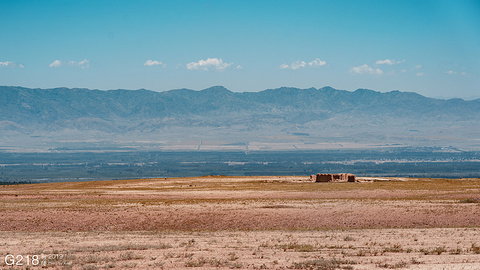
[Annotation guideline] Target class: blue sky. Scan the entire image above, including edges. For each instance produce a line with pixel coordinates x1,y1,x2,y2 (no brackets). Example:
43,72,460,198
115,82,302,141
1,0,479,98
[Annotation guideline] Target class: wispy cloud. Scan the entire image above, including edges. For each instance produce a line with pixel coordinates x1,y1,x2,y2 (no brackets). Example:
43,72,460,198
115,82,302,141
351,64,383,75
280,58,326,70
441,62,468,77
446,70,468,76
376,59,405,65
49,60,62,68
416,72,424,77
308,58,327,67
0,61,24,68
49,59,89,68
72,59,89,68
186,58,232,71
290,61,306,70
376,59,394,65
144,60,165,67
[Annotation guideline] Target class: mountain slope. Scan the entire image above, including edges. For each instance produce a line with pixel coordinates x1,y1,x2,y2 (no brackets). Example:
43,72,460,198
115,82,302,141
1,85,480,150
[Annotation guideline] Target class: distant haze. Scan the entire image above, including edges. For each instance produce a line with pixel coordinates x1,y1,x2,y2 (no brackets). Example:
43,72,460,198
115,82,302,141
1,85,480,152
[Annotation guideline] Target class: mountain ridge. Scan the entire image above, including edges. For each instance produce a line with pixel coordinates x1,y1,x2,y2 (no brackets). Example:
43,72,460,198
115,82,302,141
1,85,480,151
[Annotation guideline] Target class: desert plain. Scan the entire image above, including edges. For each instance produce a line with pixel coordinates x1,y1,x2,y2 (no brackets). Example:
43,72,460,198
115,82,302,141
1,176,480,269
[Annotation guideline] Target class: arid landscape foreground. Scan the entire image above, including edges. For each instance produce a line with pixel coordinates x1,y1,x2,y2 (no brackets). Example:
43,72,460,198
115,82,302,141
1,176,480,269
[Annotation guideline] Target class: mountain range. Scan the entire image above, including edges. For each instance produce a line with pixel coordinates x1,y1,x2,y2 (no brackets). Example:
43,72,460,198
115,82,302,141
1,85,480,151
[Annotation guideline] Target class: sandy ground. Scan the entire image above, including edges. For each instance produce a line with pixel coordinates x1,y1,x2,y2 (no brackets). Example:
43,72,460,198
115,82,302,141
1,176,480,269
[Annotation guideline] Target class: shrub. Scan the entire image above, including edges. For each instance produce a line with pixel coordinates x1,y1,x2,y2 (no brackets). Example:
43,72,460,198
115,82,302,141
291,258,356,269
377,261,408,269
459,198,479,203
383,244,403,253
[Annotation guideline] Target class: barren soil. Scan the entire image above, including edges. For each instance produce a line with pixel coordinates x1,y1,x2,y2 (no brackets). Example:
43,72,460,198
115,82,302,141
1,176,480,269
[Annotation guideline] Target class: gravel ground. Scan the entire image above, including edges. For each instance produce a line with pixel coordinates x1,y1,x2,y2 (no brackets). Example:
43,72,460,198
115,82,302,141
1,176,480,269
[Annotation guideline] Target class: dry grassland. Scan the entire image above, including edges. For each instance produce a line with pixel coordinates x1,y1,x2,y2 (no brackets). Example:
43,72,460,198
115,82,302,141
1,176,480,269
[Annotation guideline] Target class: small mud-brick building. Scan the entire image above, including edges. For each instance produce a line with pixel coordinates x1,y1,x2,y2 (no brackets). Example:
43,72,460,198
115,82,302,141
310,173,356,182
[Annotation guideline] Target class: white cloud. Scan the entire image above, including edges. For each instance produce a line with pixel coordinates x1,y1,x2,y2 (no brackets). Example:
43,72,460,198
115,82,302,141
415,64,422,69
75,59,89,69
308,58,327,67
0,61,14,67
186,58,232,71
144,60,165,67
376,59,394,65
351,64,383,75
235,65,244,70
50,59,89,68
49,60,62,68
0,61,24,68
280,58,326,70
416,72,424,77
376,59,405,65
290,61,306,70
446,70,468,76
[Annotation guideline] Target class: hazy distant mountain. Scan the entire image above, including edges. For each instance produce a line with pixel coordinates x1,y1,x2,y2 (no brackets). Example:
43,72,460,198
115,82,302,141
1,85,480,151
